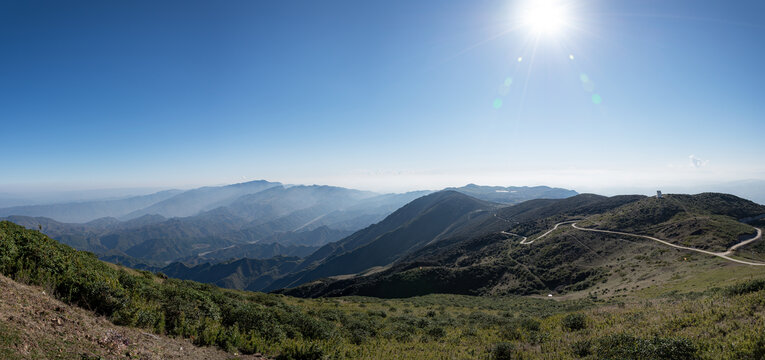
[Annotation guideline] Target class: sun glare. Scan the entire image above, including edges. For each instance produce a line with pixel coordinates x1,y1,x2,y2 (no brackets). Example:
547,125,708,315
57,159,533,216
521,0,570,36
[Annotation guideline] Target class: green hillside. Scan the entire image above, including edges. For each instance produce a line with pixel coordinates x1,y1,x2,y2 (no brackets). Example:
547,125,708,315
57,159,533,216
279,193,764,299
0,220,353,356
582,193,765,251
3,217,765,359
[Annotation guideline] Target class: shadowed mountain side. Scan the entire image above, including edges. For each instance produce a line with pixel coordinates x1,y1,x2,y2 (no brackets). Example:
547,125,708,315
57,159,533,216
265,191,501,291
161,256,302,291
275,229,625,298
177,242,320,266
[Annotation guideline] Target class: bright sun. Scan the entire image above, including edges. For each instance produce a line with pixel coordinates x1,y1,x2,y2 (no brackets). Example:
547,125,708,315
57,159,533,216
522,0,570,36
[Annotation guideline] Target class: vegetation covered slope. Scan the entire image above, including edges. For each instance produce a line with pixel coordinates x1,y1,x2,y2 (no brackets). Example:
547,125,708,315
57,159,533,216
161,256,303,291
3,219,765,359
582,193,765,251
0,220,372,357
278,193,764,299
0,273,265,360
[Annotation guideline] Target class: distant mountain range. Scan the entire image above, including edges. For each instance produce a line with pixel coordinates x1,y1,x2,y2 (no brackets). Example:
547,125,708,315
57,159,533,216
0,181,578,223
0,190,183,223
1,181,577,264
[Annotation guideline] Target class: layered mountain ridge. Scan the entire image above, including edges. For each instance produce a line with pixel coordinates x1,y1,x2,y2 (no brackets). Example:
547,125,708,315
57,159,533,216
1,182,577,267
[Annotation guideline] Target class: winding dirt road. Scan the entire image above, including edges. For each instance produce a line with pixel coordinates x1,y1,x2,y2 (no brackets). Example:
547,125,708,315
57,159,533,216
498,214,765,265
571,223,765,266
496,214,580,245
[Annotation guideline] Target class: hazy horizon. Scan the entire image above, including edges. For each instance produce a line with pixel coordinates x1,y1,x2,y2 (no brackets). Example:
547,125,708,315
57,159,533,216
2,177,765,208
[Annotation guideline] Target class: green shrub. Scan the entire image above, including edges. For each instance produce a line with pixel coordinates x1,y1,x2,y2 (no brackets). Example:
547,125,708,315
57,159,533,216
461,327,478,338
725,279,765,296
227,303,285,342
500,323,521,340
562,313,587,331
571,339,592,357
287,313,335,340
317,308,347,323
236,330,263,355
367,309,387,318
216,324,244,352
194,318,223,347
518,317,540,332
425,325,446,339
595,333,697,359
467,311,506,328
732,332,765,360
384,322,416,342
344,316,380,345
276,342,325,360
491,342,516,360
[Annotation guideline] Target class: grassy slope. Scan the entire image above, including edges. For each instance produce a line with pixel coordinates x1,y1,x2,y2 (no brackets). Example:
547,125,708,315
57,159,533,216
289,284,765,359
582,194,764,252
2,220,765,359
280,221,762,300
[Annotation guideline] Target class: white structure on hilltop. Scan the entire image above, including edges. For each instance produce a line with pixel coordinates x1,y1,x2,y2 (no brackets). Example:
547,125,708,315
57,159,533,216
657,190,663,199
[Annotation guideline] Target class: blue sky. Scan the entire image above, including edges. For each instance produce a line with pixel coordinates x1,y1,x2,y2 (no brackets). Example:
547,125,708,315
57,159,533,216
1,0,764,194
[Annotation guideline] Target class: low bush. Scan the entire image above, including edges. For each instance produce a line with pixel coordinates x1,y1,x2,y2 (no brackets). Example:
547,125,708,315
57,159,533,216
499,324,522,341
595,333,697,359
425,325,446,339
571,339,592,357
724,279,765,296
384,322,416,342
276,342,325,360
344,316,380,345
518,317,540,332
562,313,587,331
491,342,516,360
